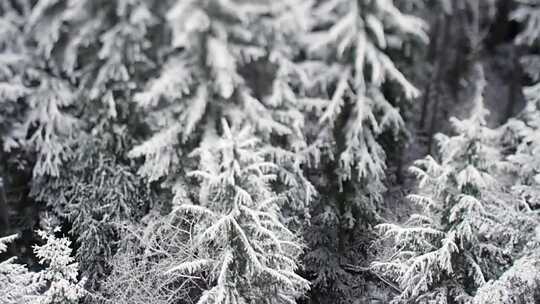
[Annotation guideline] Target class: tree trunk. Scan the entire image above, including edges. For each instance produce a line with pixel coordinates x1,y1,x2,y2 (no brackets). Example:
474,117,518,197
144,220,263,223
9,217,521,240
0,177,9,237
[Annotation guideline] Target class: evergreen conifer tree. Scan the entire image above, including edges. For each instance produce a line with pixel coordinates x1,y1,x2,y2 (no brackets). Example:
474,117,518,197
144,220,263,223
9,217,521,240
297,1,427,302
31,228,86,304
508,0,540,210
8,0,161,290
0,229,86,304
0,234,39,304
374,69,538,303
128,2,314,301
167,119,309,304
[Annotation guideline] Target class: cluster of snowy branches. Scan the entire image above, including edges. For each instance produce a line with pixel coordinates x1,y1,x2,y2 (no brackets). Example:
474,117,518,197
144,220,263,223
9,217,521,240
373,67,540,303
1,229,86,304
0,1,540,304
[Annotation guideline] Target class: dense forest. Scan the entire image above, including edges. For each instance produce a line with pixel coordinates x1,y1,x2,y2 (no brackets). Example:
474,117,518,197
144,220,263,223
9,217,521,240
1,0,540,303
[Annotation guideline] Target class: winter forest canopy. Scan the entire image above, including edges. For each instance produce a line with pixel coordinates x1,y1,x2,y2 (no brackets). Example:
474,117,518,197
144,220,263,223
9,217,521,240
1,0,540,303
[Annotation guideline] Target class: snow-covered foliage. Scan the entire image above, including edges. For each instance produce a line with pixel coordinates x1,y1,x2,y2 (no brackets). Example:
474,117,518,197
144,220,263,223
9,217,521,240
513,1,540,47
300,0,427,186
9,1,540,304
130,0,308,182
32,135,153,288
0,234,40,304
0,0,160,291
503,108,540,211
513,0,540,115
0,0,79,178
101,120,311,304
124,2,314,302
373,70,538,303
1,0,164,178
97,211,197,304
172,120,309,304
23,0,159,100
473,255,540,304
31,228,86,304
298,1,427,302
0,230,86,304
508,0,540,211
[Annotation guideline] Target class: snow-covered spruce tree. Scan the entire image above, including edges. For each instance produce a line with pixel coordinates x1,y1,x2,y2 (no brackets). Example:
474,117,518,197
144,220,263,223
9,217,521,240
296,1,427,302
129,0,312,197
16,0,163,178
127,2,314,302
31,228,86,304
32,135,154,289
0,0,80,178
373,71,538,303
167,120,308,304
0,1,33,239
23,0,161,103
508,0,540,210
10,0,164,289
461,7,540,302
302,0,427,185
502,101,540,211
1,229,86,304
0,234,40,304
0,1,30,143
